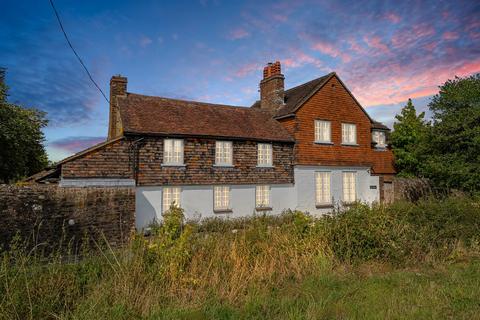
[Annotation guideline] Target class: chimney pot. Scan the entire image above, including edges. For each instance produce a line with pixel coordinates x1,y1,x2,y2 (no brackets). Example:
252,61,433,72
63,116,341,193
259,61,284,114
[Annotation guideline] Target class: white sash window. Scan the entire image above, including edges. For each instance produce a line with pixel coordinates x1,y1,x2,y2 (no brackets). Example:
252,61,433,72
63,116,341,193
214,186,230,210
342,172,356,203
255,185,271,208
315,120,331,143
342,123,357,144
163,187,181,212
257,143,273,166
164,139,184,164
215,141,233,166
315,172,331,205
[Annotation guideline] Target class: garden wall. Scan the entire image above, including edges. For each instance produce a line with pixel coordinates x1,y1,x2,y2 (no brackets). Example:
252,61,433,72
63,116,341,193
0,185,135,253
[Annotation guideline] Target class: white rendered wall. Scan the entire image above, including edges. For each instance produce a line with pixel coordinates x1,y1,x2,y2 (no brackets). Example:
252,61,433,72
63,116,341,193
135,184,296,229
293,166,380,216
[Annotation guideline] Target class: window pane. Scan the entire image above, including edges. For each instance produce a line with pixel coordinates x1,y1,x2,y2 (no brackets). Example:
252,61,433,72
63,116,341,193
258,143,273,166
342,172,356,203
163,187,181,212
315,120,331,142
214,186,230,210
342,124,356,144
216,141,232,165
164,139,183,164
256,185,270,207
315,172,331,204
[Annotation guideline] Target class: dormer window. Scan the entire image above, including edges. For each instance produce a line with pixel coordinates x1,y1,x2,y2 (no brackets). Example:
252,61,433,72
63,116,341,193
372,131,386,148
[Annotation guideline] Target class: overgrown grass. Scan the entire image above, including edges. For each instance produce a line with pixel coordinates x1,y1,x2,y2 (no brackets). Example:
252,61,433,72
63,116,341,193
1,196,479,319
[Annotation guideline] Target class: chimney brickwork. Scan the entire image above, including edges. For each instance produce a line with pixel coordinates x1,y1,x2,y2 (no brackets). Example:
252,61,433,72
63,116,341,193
260,61,285,114
108,75,127,140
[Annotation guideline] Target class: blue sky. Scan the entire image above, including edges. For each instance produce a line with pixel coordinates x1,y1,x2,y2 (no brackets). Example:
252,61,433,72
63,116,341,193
1,0,479,161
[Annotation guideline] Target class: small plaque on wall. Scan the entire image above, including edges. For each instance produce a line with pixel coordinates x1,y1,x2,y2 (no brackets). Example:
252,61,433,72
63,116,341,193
370,185,377,189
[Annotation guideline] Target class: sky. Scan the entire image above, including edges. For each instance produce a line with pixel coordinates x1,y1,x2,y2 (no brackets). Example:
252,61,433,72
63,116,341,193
1,0,479,162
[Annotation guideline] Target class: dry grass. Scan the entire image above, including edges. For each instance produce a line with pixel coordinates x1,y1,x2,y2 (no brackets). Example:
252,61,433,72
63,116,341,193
1,197,479,319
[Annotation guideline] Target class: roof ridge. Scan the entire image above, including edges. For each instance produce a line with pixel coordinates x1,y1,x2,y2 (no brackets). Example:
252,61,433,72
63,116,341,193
125,92,251,110
284,72,334,93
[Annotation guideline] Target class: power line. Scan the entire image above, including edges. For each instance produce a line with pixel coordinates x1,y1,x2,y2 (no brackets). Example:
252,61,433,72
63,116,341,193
48,0,109,103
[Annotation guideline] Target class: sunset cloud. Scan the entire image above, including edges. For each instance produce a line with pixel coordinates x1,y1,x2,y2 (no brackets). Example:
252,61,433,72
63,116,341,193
227,28,250,40
49,136,106,154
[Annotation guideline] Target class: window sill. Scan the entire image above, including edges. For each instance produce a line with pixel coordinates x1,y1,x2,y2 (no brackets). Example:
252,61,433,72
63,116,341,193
214,209,233,214
213,164,235,168
256,165,274,169
314,141,334,145
341,143,359,147
316,204,334,209
161,164,186,167
373,146,387,151
342,202,357,207
255,206,272,211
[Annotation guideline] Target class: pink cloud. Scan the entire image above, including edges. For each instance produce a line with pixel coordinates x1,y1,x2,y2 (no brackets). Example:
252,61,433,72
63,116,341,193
227,28,250,40
363,36,390,54
311,41,351,62
385,13,401,24
283,48,323,69
442,31,459,40
234,63,260,77
50,137,106,154
348,59,480,106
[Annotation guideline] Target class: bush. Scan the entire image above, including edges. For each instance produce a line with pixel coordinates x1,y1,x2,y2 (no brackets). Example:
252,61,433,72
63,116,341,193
1,196,479,318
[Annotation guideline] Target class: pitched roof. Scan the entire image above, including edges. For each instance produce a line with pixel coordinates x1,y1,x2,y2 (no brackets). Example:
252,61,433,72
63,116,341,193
251,72,389,130
251,73,333,118
117,93,294,142
372,121,390,130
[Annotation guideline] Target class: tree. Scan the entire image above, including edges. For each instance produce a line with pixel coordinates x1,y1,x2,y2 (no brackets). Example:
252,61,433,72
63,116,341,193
0,68,49,183
390,99,427,177
421,74,480,192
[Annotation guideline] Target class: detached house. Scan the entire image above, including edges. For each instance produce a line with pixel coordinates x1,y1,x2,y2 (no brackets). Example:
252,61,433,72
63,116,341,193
30,61,395,229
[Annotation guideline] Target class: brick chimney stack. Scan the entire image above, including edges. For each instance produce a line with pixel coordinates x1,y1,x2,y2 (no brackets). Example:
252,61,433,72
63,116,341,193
108,75,127,140
260,61,285,114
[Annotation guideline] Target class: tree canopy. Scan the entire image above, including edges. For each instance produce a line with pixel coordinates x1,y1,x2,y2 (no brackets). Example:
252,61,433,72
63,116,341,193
421,74,480,192
0,68,49,183
390,99,427,177
391,74,480,192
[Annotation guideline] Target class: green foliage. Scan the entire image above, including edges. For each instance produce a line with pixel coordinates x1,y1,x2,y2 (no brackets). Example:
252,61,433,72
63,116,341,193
0,68,49,183
1,198,480,318
390,98,427,177
420,74,480,192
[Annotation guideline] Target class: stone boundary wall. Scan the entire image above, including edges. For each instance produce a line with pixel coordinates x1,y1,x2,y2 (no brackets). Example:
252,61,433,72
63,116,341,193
0,185,135,253
393,177,433,202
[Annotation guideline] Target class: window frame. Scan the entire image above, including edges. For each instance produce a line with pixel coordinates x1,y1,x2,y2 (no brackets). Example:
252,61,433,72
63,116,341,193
314,120,332,144
162,186,181,213
341,123,357,145
255,185,271,209
163,138,184,165
215,141,233,166
342,171,357,203
315,171,332,207
214,185,231,212
257,143,273,167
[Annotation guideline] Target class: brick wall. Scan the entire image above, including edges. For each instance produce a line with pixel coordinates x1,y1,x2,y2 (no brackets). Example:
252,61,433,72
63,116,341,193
278,76,395,174
62,136,295,186
0,185,135,253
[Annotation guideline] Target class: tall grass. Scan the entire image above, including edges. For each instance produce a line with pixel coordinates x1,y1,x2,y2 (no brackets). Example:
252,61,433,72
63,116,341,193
0,196,479,319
